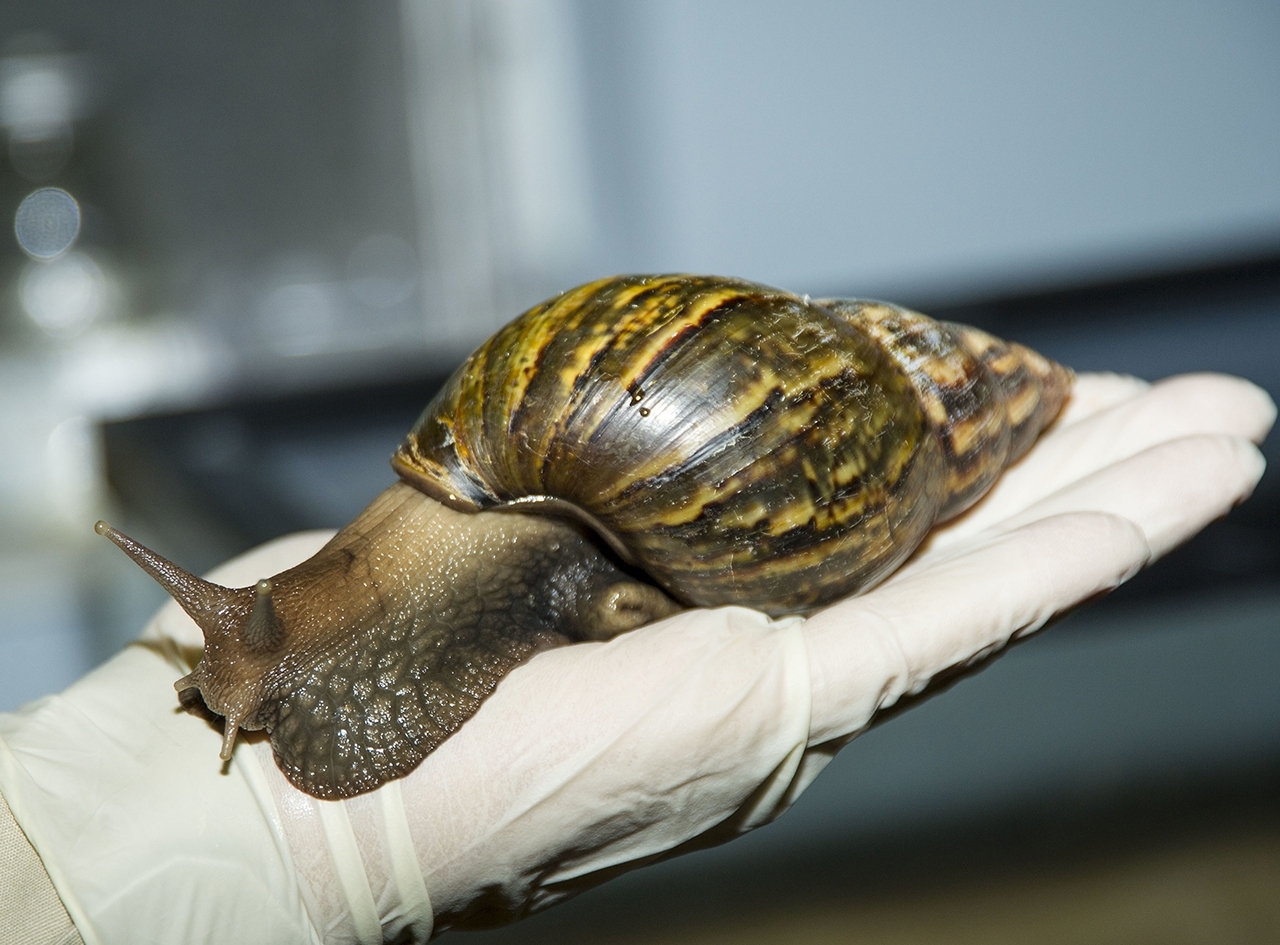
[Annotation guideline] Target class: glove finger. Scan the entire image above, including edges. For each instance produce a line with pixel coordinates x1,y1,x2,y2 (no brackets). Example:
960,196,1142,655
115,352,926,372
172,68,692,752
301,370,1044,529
983,434,1265,560
925,373,1276,553
899,433,1265,579
804,511,1150,745
1054,372,1150,428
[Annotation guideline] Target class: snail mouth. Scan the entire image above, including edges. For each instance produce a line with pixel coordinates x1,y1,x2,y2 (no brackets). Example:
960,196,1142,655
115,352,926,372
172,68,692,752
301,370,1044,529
174,668,251,759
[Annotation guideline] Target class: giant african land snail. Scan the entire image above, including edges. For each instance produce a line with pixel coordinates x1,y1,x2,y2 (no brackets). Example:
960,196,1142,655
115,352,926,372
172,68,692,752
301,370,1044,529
98,274,1071,799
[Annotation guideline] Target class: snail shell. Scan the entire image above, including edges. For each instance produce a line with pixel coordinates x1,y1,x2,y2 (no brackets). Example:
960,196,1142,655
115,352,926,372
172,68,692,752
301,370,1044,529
99,274,1070,799
394,274,1071,614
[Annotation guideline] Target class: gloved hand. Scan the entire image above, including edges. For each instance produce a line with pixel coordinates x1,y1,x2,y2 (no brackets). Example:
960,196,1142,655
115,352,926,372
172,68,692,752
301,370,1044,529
0,373,1272,945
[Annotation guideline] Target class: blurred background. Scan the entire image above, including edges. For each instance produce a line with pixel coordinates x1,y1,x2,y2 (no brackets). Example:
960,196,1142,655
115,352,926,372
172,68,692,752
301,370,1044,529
0,1,1278,942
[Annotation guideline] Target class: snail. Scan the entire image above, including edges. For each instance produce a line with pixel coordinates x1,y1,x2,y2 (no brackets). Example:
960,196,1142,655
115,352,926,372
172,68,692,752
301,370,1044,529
97,274,1072,799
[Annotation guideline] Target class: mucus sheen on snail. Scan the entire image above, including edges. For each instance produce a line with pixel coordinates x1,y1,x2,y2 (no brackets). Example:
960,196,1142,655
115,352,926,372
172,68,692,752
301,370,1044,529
98,274,1072,799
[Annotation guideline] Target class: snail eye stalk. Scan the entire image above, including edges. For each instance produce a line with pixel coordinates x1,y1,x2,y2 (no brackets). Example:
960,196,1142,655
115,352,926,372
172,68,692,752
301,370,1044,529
94,520,250,645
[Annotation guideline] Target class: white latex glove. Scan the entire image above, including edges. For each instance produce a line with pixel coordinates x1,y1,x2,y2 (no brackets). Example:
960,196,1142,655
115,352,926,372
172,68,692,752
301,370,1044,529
0,373,1272,945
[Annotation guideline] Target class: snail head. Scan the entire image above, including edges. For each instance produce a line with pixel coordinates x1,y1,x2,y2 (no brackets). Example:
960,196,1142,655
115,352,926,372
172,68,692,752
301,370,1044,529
95,520,284,760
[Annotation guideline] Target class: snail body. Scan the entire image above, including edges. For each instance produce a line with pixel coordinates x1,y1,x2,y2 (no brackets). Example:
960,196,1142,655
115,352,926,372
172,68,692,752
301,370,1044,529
100,274,1071,799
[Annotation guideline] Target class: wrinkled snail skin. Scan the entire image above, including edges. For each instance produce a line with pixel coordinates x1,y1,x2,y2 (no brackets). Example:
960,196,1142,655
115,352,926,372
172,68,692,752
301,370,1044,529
99,273,1070,799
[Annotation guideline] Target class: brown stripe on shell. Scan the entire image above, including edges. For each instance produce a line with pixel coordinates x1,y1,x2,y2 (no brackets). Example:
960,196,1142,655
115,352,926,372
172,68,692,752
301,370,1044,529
818,300,1014,519
537,281,798,506
946,324,1073,463
601,351,942,611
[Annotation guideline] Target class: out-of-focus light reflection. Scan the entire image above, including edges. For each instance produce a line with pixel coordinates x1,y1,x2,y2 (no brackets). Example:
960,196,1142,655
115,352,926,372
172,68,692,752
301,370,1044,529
0,53,81,133
346,234,418,309
53,324,231,417
15,187,81,259
19,251,106,337
0,50,88,180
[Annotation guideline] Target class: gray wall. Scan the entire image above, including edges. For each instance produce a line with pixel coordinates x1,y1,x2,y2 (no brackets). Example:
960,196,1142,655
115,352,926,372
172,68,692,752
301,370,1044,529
577,1,1280,299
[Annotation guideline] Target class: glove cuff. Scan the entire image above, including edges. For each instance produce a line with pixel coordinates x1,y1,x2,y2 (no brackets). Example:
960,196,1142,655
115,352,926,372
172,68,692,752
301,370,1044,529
0,643,317,945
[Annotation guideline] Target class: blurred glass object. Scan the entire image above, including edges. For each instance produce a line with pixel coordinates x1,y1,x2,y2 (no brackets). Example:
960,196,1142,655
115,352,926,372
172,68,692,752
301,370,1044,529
14,185,80,258
400,0,595,341
0,550,95,712
52,324,230,418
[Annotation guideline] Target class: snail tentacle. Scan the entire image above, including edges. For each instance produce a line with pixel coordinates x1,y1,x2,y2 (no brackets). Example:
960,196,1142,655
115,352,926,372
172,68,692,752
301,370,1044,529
95,520,253,641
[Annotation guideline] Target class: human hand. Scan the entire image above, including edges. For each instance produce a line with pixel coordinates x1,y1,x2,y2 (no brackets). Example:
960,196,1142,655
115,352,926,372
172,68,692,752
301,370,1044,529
0,372,1271,945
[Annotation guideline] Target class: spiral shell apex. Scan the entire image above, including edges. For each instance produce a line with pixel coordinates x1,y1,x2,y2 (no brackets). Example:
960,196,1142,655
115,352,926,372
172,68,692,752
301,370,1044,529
393,274,1071,615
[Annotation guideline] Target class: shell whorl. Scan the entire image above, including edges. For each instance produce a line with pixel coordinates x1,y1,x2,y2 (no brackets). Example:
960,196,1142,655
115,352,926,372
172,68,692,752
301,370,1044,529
820,301,1073,519
394,274,1070,615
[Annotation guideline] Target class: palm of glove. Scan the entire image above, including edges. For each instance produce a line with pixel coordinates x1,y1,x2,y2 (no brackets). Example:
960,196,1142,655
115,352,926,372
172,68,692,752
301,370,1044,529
148,371,1274,936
